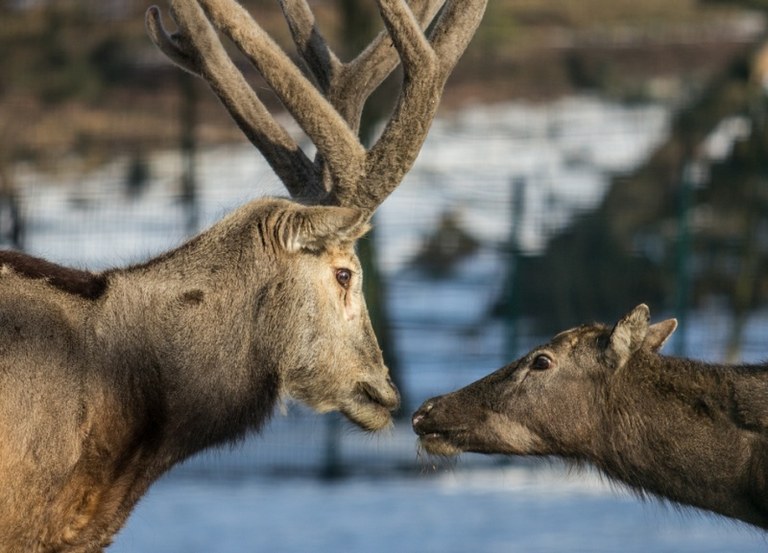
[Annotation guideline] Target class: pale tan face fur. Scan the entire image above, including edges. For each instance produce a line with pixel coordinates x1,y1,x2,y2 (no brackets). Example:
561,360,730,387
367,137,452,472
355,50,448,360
282,243,398,430
251,200,400,431
0,198,401,552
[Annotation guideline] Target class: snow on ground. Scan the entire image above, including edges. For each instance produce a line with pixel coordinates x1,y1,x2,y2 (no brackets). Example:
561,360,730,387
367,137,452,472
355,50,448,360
112,465,768,553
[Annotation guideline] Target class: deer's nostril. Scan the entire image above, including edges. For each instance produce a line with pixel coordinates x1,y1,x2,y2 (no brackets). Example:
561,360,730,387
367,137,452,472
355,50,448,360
411,400,435,429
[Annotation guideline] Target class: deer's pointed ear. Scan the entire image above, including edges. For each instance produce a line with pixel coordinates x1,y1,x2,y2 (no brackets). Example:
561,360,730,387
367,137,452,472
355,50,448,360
607,304,650,369
278,206,369,253
644,318,677,352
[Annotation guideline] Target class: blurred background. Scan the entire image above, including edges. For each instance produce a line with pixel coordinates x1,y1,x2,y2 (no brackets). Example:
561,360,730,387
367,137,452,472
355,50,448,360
3,0,768,551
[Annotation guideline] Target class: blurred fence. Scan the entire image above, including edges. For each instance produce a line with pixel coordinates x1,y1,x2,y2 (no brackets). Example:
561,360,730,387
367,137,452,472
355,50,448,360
6,94,768,478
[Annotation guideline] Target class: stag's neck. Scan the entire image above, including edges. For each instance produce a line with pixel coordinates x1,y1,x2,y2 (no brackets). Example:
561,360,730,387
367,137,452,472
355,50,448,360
594,353,768,527
90,217,281,463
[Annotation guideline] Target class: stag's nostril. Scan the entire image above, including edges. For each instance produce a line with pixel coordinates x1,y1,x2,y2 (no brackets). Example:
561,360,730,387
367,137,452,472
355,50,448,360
358,381,399,411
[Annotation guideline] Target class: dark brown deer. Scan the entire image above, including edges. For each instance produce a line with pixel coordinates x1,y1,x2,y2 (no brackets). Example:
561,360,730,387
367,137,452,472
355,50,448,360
413,304,768,529
0,1,487,551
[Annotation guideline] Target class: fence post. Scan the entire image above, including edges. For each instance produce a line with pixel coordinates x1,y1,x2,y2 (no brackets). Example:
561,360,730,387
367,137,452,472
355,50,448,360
503,176,526,360
321,414,344,480
179,72,199,236
673,160,700,356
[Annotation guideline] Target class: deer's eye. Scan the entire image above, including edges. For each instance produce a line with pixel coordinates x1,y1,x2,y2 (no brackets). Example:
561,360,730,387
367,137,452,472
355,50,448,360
335,268,352,288
531,354,552,371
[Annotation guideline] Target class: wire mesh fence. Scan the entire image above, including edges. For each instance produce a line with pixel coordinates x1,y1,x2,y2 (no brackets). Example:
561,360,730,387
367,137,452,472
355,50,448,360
7,92,768,478
3,0,768,482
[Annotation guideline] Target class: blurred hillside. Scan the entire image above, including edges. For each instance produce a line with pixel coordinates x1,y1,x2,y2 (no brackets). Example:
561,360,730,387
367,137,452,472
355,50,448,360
0,0,763,169
500,1,768,349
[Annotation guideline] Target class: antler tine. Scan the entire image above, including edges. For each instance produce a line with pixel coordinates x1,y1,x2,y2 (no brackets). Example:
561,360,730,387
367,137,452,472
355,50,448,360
431,0,489,72
194,0,366,200
279,0,445,135
147,2,322,199
347,0,487,214
277,0,445,209
277,0,445,208
146,5,201,75
277,0,341,96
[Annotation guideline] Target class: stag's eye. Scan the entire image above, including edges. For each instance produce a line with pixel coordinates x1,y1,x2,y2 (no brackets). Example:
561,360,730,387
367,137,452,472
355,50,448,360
531,354,552,371
335,268,352,288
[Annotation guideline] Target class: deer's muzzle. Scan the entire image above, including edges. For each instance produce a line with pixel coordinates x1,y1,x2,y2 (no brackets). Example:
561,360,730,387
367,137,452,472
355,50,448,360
411,397,464,456
342,376,400,432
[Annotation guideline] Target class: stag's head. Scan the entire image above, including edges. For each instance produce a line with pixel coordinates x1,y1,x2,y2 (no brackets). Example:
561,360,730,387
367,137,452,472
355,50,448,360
246,199,397,431
146,0,488,430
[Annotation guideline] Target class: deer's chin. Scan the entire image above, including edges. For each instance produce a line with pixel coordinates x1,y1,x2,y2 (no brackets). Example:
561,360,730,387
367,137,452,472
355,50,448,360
295,378,398,431
341,400,394,432
292,394,393,432
337,378,399,432
417,433,463,457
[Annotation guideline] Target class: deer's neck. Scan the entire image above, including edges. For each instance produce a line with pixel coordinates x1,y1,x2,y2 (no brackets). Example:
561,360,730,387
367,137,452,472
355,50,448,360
91,238,281,464
595,353,768,526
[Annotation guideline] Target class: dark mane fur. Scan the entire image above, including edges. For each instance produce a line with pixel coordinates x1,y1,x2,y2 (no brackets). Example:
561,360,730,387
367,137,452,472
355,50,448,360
0,250,108,300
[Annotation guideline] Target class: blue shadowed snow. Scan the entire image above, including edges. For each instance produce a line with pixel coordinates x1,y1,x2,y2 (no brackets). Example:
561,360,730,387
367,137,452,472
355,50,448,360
113,465,767,553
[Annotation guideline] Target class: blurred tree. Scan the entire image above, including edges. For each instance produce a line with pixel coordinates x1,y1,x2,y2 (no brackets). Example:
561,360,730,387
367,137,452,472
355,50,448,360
513,33,768,361
409,211,480,279
702,0,768,9
0,0,151,163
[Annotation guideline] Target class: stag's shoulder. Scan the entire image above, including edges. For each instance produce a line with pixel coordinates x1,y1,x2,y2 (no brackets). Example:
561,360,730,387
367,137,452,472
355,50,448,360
0,250,107,300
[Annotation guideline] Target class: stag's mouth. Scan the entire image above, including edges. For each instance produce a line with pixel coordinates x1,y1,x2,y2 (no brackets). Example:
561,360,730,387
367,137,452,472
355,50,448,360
341,380,400,432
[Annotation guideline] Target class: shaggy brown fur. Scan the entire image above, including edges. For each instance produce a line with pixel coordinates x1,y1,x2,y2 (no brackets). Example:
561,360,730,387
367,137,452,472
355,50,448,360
413,304,768,529
0,198,399,552
1,0,490,548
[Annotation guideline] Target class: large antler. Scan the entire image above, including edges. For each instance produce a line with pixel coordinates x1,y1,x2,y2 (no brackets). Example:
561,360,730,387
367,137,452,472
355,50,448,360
146,0,487,215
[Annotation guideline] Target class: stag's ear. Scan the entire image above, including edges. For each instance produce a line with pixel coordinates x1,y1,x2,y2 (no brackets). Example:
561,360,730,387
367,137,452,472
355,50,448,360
278,206,369,253
606,304,650,369
644,318,677,352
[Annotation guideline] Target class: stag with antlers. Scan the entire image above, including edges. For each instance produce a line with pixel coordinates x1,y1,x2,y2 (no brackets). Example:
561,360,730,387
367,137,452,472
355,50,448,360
0,0,486,551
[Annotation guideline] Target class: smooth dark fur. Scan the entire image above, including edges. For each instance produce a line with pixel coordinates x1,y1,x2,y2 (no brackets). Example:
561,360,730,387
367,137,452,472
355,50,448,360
413,304,768,529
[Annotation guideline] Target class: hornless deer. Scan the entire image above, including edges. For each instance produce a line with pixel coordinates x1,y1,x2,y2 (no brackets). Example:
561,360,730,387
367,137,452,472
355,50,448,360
413,304,768,529
1,1,487,551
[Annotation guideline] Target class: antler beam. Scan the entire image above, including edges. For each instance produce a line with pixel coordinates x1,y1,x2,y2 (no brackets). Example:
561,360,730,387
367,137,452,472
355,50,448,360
147,0,487,215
